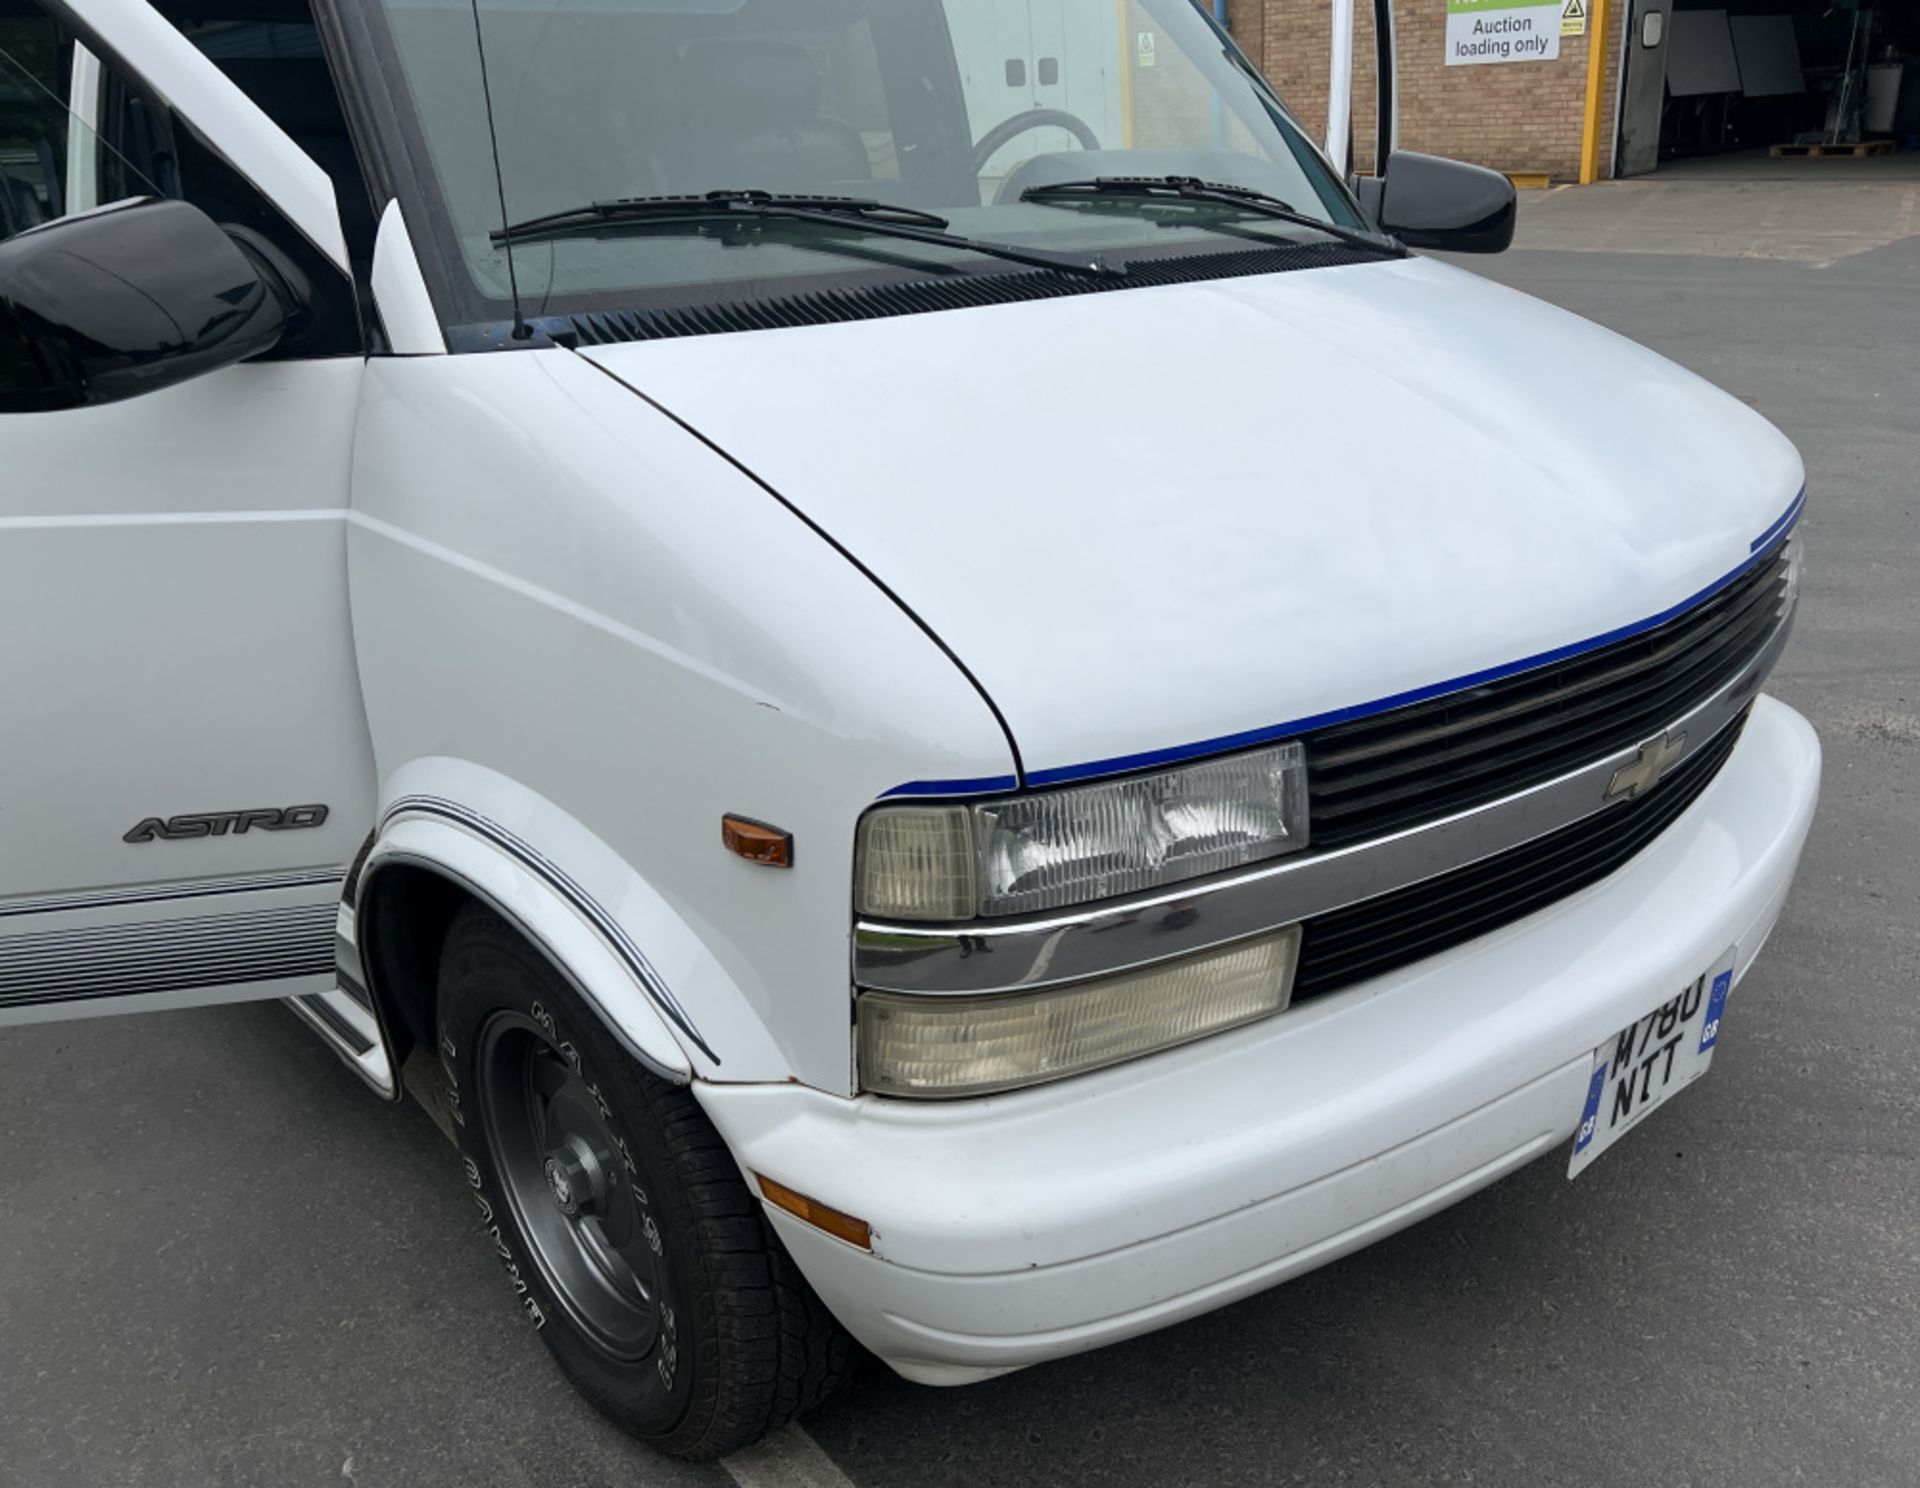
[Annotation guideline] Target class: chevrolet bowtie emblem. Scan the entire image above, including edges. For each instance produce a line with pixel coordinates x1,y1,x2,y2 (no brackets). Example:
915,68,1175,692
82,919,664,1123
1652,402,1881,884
1607,730,1688,802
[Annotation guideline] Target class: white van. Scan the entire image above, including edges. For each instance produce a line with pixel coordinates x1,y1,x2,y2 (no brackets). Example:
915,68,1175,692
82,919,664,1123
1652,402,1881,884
0,0,1818,1462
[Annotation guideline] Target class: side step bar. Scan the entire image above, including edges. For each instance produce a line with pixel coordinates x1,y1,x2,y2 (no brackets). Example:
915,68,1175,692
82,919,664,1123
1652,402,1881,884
283,898,398,1099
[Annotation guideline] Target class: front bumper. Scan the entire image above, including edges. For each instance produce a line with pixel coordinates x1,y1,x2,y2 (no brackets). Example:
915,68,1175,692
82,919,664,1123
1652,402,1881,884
699,695,1821,1386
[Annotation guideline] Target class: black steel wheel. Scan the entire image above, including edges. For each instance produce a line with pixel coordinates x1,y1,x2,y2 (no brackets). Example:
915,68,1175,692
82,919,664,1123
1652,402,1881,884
435,901,851,1460
476,1011,663,1362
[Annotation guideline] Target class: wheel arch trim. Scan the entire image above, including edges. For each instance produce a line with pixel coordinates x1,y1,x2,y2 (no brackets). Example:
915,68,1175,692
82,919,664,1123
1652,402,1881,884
359,808,698,1086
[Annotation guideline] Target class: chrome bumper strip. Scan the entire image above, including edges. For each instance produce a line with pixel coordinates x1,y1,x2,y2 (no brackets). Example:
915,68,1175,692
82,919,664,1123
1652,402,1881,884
855,614,1790,997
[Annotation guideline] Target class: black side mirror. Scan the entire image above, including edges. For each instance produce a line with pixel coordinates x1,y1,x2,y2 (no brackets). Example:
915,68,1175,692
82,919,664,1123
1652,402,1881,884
1357,151,1517,255
0,197,290,412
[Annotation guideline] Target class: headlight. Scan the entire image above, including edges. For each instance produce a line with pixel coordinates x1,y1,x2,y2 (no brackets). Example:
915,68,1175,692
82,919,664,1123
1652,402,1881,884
856,743,1310,921
857,928,1302,1097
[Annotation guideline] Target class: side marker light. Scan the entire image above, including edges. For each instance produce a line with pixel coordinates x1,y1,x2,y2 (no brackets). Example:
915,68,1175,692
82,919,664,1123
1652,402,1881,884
756,1174,873,1250
723,815,794,867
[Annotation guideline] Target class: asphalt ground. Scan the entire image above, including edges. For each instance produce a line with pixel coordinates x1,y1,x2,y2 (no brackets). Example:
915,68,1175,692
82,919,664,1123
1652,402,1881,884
2,181,1916,1488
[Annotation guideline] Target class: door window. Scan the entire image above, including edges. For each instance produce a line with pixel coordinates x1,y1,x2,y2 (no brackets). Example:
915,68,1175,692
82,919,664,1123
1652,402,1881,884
0,0,359,353
0,9,166,238
0,9,65,234
169,12,379,281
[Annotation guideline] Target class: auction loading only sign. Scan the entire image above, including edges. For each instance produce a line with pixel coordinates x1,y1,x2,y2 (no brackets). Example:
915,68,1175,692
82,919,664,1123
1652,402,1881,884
1446,0,1562,64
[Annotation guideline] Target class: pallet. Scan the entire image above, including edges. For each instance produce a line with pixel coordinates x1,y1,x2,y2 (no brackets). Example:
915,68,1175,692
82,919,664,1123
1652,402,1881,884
1769,139,1896,159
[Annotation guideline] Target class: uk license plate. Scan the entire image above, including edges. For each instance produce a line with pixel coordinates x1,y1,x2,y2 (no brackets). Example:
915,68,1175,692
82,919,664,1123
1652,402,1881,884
1568,948,1736,1179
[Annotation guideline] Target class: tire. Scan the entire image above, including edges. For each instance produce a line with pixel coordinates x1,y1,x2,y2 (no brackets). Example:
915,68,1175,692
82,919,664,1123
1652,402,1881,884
435,901,851,1460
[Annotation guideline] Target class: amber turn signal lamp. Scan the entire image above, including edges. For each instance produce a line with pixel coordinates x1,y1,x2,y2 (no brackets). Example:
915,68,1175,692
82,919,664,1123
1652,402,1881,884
722,814,793,867
756,1174,873,1251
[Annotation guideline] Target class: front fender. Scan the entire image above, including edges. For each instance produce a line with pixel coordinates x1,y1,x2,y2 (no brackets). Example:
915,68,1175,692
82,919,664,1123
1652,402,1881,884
346,350,1017,1094
359,758,795,1085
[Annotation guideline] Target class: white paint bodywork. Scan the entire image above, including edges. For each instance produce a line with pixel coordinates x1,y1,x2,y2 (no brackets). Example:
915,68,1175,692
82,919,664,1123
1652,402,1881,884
0,361,375,901
345,350,1014,1090
370,201,446,357
361,794,692,1083
0,0,1823,1389
0,0,373,1038
706,696,1820,1383
584,258,1803,783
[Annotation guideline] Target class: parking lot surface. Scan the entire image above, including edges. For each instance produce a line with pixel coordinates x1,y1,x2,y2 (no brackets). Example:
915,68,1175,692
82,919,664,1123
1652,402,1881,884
2,181,1916,1488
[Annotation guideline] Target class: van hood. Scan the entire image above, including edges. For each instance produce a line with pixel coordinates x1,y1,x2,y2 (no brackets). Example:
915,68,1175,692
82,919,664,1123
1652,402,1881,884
582,255,1803,788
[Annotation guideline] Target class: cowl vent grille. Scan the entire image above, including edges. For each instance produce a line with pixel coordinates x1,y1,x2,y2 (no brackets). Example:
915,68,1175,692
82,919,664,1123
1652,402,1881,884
538,242,1374,347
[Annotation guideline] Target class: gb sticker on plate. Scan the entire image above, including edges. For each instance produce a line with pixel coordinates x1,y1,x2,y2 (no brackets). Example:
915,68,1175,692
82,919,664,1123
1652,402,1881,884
1569,947,1737,1179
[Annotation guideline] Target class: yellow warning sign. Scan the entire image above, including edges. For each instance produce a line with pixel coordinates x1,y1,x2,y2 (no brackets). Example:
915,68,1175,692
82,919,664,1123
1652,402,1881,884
1562,0,1588,36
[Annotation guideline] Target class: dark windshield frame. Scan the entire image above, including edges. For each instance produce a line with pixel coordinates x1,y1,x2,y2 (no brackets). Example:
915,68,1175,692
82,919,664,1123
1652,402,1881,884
318,0,1371,348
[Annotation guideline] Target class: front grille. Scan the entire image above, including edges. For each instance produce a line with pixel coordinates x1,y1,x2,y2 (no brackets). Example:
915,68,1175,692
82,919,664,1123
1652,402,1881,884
1291,706,1750,1003
1304,544,1790,849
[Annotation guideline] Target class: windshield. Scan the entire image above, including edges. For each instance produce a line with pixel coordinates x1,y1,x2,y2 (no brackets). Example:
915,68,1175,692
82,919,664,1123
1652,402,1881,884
368,0,1365,329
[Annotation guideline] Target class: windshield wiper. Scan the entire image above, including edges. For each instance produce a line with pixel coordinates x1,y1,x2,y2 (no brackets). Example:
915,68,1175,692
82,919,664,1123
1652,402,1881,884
1020,176,1405,257
491,190,1121,280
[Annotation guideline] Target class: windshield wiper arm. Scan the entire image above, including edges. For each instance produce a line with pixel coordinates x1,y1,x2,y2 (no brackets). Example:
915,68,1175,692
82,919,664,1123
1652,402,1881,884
1020,176,1404,257
496,190,953,239
491,190,1121,279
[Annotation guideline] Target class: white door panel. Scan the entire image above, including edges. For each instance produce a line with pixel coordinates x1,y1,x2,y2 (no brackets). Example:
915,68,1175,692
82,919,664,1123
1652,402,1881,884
0,358,360,521
0,7,370,1024
1028,0,1063,107
949,0,1043,188
949,1,1126,190
0,363,374,1022
0,507,368,894
1056,1,1124,149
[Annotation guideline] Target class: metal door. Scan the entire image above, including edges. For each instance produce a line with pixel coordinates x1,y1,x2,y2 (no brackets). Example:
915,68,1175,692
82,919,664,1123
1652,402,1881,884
0,2,374,1029
1616,0,1671,177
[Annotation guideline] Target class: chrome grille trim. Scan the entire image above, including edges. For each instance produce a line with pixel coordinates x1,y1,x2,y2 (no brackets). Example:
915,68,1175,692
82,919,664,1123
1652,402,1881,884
854,607,1790,998
1306,543,1791,845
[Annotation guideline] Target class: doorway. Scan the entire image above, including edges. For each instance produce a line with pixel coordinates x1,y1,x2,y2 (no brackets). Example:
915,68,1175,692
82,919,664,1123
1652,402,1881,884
1614,1,1920,176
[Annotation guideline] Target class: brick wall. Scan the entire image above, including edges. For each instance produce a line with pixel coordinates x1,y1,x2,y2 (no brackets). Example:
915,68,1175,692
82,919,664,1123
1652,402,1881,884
1230,0,1630,182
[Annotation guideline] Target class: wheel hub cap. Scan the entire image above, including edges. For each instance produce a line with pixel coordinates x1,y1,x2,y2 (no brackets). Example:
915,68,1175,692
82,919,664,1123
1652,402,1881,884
542,1136,604,1218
